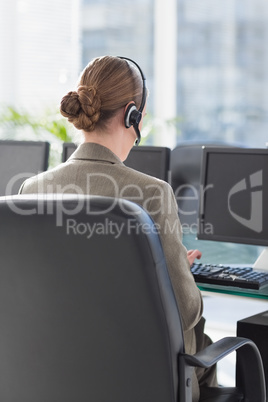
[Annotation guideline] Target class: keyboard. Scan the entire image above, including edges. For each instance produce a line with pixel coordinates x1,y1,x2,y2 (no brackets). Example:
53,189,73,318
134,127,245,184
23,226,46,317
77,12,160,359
191,263,268,290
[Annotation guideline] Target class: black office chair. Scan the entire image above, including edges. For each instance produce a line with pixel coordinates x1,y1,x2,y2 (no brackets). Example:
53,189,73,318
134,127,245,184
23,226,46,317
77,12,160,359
170,142,242,226
0,195,265,402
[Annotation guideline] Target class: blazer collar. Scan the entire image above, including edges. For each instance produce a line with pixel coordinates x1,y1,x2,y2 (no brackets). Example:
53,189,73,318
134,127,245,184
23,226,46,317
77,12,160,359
69,143,123,165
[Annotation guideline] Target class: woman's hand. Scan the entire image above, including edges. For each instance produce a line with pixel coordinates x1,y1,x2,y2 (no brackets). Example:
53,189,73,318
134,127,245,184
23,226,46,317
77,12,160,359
187,249,202,266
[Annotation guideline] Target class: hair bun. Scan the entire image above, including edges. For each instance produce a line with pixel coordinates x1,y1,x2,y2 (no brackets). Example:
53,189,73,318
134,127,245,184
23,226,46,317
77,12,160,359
60,86,102,131
60,91,80,118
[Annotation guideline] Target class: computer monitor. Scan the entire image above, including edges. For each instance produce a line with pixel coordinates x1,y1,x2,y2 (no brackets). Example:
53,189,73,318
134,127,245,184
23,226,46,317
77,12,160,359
62,143,171,182
62,142,77,162
198,147,268,269
124,146,171,181
0,140,50,195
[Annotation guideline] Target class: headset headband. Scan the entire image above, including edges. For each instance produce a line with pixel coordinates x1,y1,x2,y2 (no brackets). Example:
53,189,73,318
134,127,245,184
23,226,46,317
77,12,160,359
117,56,147,114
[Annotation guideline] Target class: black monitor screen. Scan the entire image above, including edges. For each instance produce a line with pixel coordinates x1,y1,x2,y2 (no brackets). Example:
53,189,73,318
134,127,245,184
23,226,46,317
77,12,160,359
0,141,50,195
62,142,77,162
124,146,171,181
198,147,268,246
62,143,171,182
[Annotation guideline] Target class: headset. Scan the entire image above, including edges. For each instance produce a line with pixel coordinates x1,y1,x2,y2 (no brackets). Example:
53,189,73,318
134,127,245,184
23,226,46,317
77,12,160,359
117,56,147,146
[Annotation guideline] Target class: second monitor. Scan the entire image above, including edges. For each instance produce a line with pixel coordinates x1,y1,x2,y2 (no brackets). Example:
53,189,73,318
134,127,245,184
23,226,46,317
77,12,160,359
62,143,171,182
0,140,50,196
198,146,268,269
124,146,170,181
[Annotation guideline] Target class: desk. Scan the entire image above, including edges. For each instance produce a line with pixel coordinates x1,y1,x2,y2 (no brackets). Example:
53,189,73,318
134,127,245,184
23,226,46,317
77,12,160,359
198,283,268,300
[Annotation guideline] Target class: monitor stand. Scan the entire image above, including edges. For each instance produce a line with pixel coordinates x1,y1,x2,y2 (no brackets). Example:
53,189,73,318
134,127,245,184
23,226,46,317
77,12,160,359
253,248,268,271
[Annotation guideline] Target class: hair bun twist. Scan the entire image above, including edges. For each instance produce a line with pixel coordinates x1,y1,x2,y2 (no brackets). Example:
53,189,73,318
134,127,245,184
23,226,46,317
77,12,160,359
60,86,101,131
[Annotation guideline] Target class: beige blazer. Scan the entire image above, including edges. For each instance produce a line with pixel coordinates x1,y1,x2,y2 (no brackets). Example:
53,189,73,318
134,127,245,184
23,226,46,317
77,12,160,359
20,142,204,400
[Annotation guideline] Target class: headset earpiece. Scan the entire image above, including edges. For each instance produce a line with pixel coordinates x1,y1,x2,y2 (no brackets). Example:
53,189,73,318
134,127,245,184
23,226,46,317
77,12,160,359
124,103,142,129
124,103,142,145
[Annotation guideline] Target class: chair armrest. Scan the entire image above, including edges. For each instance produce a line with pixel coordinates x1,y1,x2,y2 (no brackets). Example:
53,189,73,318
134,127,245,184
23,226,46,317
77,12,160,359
182,336,254,368
179,337,266,402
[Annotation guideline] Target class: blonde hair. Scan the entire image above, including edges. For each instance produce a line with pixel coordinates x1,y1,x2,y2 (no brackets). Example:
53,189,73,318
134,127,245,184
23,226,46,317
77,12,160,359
60,56,143,132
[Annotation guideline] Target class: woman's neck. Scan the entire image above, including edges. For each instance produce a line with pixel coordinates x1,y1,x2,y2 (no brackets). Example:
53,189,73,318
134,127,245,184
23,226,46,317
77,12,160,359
82,125,136,162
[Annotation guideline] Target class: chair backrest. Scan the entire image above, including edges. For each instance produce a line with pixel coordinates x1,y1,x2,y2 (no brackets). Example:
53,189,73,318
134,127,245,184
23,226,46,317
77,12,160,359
0,140,50,195
0,195,183,402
